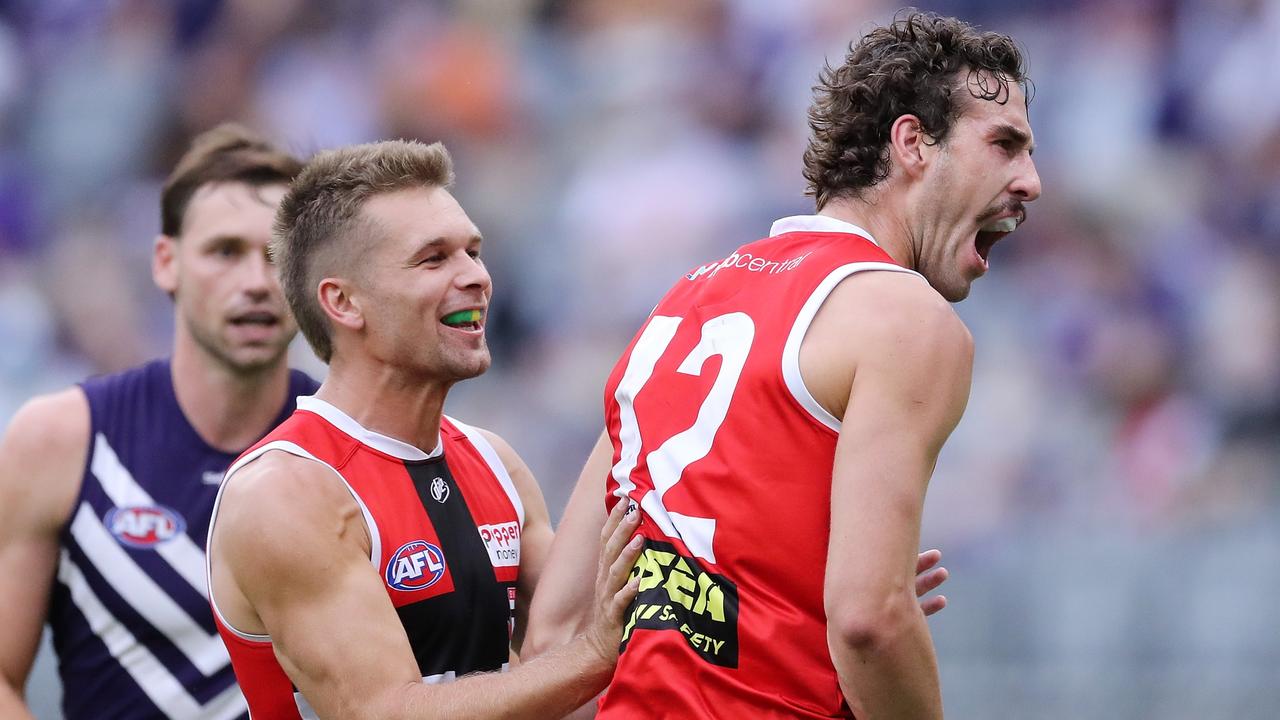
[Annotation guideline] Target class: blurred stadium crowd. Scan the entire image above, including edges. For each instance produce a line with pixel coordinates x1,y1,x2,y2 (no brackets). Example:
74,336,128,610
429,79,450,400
1,0,1277,717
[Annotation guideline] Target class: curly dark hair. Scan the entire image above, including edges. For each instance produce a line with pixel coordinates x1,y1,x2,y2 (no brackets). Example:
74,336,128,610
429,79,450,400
803,11,1029,209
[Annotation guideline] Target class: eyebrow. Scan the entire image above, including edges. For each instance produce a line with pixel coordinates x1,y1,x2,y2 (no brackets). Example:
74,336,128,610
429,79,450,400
994,123,1036,155
406,234,484,263
201,234,247,247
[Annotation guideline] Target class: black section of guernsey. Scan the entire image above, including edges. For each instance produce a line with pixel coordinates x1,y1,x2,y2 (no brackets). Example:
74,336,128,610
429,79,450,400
619,538,740,668
398,458,513,679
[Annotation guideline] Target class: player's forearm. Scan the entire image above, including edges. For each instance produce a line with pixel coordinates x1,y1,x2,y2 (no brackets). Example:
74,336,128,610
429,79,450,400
523,596,591,659
525,436,612,660
0,608,45,720
561,696,602,720
827,602,942,719
379,635,613,720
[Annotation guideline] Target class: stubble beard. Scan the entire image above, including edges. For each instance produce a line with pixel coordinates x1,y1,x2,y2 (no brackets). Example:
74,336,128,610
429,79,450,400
440,343,491,383
937,262,972,302
916,245,972,304
393,335,491,386
186,312,292,378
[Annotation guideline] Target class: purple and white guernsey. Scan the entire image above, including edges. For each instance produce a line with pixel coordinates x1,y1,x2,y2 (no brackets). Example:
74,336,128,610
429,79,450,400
48,359,317,720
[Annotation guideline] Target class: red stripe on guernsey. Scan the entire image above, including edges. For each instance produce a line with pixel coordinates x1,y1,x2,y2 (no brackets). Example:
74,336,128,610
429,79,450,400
599,226,918,719
210,406,521,717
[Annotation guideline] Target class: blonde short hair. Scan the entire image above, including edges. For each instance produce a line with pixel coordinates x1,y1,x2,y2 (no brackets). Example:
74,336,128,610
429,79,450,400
272,140,455,363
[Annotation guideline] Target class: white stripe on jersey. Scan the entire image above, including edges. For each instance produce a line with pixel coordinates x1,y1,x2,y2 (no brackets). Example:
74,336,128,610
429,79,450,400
781,262,925,431
69,503,230,675
446,418,525,527
91,433,210,594
57,550,247,719
610,315,683,502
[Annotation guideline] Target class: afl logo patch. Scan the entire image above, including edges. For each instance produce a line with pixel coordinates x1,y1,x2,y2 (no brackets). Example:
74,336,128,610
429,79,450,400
386,540,447,591
105,505,186,549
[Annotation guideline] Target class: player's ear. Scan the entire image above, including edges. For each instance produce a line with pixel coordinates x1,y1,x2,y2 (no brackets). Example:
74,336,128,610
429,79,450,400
152,234,179,298
887,114,932,179
318,277,365,332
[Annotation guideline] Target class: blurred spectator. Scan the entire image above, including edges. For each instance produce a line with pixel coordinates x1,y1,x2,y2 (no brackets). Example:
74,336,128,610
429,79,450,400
2,0,1278,717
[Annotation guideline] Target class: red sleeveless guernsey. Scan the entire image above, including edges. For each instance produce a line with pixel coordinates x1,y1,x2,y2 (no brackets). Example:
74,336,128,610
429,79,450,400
598,215,923,719
206,396,524,719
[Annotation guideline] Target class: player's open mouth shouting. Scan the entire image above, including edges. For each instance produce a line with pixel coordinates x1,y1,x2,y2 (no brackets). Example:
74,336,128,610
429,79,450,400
973,205,1026,272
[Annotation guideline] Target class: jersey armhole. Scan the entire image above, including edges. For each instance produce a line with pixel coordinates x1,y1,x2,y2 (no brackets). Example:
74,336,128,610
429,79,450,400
53,387,95,538
445,417,526,528
781,262,926,431
205,440,382,643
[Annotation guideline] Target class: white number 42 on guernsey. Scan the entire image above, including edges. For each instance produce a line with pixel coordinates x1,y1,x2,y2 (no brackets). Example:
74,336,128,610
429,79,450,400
610,312,755,564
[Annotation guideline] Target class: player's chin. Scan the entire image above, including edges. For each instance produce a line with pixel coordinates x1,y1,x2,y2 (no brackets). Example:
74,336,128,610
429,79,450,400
224,341,291,372
933,275,973,303
447,349,492,381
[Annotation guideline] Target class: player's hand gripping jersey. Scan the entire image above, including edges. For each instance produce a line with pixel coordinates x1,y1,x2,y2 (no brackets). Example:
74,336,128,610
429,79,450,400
599,216,922,719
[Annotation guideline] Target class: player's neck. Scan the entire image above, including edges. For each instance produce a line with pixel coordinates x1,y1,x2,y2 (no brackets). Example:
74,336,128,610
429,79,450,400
315,358,451,454
170,339,292,454
819,197,918,270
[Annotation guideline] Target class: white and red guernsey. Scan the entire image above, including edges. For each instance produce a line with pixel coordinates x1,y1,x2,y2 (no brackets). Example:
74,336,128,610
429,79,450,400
206,396,524,719
599,215,924,719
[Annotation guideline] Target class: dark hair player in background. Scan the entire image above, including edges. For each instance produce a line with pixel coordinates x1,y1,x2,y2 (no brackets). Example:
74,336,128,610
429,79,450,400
0,124,316,720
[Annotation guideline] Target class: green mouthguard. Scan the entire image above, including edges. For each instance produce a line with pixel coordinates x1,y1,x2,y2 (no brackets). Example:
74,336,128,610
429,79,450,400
442,309,481,325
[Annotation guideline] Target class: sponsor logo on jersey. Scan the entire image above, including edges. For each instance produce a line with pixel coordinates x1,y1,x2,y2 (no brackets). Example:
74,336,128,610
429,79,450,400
201,470,225,485
386,540,447,591
477,521,521,568
105,505,186,549
685,250,811,281
430,476,450,503
621,539,740,667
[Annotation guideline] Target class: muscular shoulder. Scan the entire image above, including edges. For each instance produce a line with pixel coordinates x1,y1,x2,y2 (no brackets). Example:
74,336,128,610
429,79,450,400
834,270,969,341
217,451,369,571
0,388,90,531
854,272,971,361
3,388,90,459
802,270,973,419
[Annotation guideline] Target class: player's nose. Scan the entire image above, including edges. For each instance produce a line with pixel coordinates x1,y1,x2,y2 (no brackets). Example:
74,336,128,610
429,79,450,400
242,249,276,299
1011,155,1042,203
457,254,491,293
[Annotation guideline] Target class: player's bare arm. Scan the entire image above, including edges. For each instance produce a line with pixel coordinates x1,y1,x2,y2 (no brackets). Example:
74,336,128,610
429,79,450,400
804,271,974,720
526,428,953,665
524,430,614,659
210,451,642,720
0,390,90,719
474,428,554,657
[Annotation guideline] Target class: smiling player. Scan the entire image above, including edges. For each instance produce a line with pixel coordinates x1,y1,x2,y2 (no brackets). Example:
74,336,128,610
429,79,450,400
205,140,643,719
